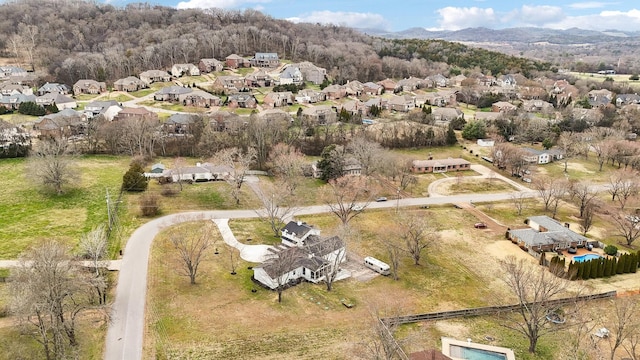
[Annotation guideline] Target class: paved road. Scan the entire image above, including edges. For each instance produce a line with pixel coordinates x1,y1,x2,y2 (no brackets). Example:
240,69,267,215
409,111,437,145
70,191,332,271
104,186,539,360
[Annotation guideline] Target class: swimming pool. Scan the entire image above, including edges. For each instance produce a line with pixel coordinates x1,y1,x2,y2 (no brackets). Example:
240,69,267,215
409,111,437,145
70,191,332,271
573,254,602,263
449,345,507,360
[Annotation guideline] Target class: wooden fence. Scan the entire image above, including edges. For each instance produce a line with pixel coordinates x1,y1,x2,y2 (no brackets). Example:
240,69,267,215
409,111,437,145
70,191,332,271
382,291,617,325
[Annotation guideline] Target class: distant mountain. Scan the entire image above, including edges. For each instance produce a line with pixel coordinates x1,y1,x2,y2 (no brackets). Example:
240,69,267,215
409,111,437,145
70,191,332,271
361,27,640,44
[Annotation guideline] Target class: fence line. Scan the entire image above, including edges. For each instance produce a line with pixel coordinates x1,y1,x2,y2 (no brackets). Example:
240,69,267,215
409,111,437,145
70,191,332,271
382,291,617,325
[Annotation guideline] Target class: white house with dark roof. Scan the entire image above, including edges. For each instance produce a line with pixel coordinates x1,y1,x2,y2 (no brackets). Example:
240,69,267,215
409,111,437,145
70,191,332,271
253,221,346,290
522,148,564,164
508,215,590,253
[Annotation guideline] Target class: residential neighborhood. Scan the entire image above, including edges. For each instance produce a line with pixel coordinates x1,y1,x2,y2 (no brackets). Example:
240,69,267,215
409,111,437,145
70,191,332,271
2,2,640,360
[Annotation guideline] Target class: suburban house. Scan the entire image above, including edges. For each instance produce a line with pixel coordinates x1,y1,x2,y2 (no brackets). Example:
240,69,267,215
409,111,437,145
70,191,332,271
522,148,564,164
364,97,387,113
33,109,87,139
302,105,337,124
0,66,27,79
0,83,32,96
253,221,346,290
198,58,224,73
521,99,553,113
377,78,399,92
362,82,383,96
432,107,464,125
226,93,257,109
113,107,159,122
291,62,326,85
499,74,517,87
113,76,147,92
250,52,279,68
260,109,293,123
279,66,303,85
491,101,518,113
572,108,604,125
212,75,245,93
321,84,347,100
36,82,71,96
397,77,425,92
180,90,221,108
588,89,613,108
225,54,249,69
208,111,244,132
411,158,471,173
450,74,468,87
0,93,36,110
263,92,294,108
158,162,233,183
418,91,456,107
35,93,77,110
388,94,415,112
616,94,640,107
163,114,200,135
244,70,272,87
426,74,449,88
153,86,193,101
343,80,364,97
337,100,366,117
508,216,590,253
139,70,171,85
295,89,325,104
171,63,200,77
73,79,106,95
83,100,121,121
8,74,38,87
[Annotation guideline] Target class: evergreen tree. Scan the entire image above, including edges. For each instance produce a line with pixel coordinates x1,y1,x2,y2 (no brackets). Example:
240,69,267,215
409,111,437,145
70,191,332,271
630,253,638,273
597,258,605,278
590,259,598,279
604,258,612,277
446,122,457,145
611,258,618,276
582,261,590,279
122,161,148,192
616,255,625,274
316,144,344,182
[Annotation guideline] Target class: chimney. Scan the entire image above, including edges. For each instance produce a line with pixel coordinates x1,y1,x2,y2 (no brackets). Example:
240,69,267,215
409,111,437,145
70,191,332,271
297,221,302,226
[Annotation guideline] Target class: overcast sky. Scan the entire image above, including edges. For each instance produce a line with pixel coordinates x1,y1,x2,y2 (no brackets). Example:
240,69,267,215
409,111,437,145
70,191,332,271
104,0,640,32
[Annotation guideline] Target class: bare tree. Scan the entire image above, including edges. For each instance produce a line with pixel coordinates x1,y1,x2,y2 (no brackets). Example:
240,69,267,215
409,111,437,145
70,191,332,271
510,192,528,216
172,157,188,191
346,136,385,176
170,221,215,284
9,240,103,360
28,138,80,195
255,182,298,237
499,256,576,354
268,143,305,195
211,147,257,204
385,243,401,281
315,235,346,291
572,181,599,218
610,213,640,246
398,212,438,266
579,202,596,236
322,175,372,226
228,246,239,275
356,304,414,360
604,298,640,360
608,170,639,210
78,225,108,304
557,132,579,173
261,247,300,303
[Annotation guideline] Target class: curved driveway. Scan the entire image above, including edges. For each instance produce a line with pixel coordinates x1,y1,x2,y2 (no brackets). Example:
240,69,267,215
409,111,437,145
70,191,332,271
104,189,536,360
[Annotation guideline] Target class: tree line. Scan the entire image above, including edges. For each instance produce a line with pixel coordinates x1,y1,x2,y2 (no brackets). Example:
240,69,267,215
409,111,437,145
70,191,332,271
0,0,550,86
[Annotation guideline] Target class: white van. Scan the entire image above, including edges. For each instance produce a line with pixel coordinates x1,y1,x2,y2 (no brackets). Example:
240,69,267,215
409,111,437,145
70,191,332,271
364,256,390,276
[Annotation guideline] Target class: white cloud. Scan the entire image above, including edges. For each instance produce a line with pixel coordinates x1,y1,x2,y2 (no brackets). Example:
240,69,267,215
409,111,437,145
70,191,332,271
176,0,271,10
515,5,565,26
286,11,390,30
546,9,640,31
434,7,496,30
568,2,608,9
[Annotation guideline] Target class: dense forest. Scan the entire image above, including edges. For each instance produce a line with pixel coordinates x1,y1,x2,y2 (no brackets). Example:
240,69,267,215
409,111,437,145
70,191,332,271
0,0,552,85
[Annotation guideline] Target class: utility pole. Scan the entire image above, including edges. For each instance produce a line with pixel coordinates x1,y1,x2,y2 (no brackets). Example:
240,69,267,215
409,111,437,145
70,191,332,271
106,188,112,232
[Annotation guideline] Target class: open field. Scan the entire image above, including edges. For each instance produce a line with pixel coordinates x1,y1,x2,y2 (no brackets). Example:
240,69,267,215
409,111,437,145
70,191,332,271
0,113,39,126
568,71,640,84
144,205,640,359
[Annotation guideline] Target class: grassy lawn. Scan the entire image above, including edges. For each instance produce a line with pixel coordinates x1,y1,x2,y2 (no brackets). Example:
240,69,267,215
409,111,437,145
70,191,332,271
0,156,132,259
143,202,628,359
137,100,208,113
102,93,134,102
446,177,516,194
73,94,100,101
130,83,172,98
0,113,39,125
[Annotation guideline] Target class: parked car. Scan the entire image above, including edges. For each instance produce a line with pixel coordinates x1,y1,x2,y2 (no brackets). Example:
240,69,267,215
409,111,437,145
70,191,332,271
522,178,532,183
375,197,387,202
353,205,364,211
453,204,463,209
474,222,487,229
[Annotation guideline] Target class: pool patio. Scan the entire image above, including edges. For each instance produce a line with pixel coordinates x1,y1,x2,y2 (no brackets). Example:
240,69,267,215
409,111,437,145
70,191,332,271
442,337,516,360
